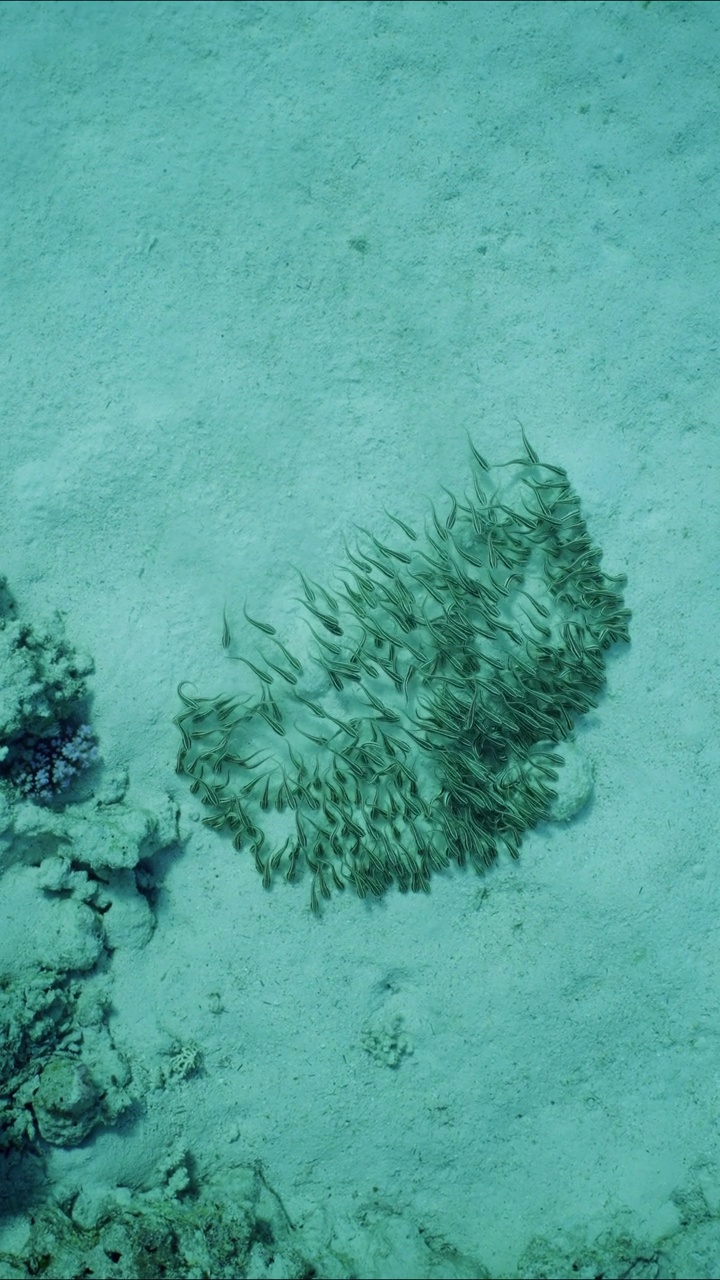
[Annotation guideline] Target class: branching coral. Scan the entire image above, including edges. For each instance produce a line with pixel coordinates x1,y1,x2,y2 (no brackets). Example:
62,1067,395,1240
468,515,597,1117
0,576,98,805
4,721,99,803
175,436,630,909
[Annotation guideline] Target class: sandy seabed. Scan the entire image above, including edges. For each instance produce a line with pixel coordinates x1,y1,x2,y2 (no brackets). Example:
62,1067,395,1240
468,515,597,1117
0,3,718,1277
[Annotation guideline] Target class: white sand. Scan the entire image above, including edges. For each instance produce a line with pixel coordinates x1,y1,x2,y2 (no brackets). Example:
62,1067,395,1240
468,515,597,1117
1,1,718,1275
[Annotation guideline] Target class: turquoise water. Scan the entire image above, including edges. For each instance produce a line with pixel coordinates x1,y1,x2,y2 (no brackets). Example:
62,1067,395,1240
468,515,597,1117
0,3,718,1276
